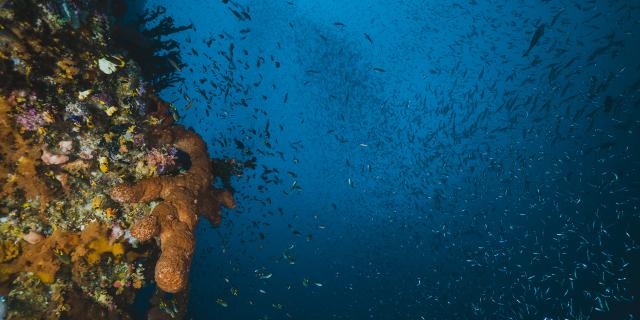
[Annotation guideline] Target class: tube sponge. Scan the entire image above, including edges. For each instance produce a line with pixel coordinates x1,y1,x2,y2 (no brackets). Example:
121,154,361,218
110,117,235,293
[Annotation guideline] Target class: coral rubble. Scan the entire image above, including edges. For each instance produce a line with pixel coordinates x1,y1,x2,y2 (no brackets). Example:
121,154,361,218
0,0,236,318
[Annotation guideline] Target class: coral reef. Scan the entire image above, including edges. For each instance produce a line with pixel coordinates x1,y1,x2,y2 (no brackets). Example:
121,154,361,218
0,97,52,208
145,146,177,175
110,116,236,293
0,0,238,318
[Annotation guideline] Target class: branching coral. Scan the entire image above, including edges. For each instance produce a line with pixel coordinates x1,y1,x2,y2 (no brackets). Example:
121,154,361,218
110,114,235,292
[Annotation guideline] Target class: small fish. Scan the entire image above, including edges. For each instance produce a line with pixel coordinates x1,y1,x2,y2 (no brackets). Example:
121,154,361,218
550,9,564,27
373,67,386,72
184,94,193,110
216,298,228,308
167,58,182,72
364,33,373,44
228,8,243,20
260,273,272,279
523,24,545,57
603,95,613,112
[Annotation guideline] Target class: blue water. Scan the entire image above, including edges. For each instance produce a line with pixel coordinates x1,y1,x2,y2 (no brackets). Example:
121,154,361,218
136,0,640,318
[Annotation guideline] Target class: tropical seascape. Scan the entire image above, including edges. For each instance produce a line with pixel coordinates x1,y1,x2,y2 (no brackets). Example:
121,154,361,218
0,0,639,319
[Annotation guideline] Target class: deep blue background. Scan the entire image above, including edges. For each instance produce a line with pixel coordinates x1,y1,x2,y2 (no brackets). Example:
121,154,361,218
133,0,640,318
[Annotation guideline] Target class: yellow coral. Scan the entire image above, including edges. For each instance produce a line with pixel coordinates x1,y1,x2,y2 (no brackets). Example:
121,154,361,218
86,239,124,264
91,195,105,210
103,132,114,142
56,58,79,80
105,207,118,218
5,223,127,285
36,271,55,284
0,239,20,263
99,156,109,173
105,106,118,116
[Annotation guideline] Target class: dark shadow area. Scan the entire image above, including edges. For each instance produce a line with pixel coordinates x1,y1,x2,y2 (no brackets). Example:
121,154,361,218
112,0,190,91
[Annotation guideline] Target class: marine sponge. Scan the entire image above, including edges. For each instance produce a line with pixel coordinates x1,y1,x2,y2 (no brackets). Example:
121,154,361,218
5,223,126,285
198,188,236,227
0,97,52,207
110,106,235,292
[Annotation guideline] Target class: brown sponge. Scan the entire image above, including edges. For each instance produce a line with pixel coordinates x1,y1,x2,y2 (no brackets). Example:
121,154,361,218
110,108,235,293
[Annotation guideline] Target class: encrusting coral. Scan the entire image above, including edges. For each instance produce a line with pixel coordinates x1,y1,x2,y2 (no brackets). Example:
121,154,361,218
5,223,125,285
0,97,52,208
110,98,236,293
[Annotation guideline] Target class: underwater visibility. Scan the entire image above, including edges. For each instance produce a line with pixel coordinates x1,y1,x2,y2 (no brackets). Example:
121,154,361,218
0,0,639,319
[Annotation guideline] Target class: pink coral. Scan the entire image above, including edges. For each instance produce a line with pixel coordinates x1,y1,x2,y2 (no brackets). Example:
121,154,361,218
22,230,44,244
41,145,70,165
15,108,46,131
145,147,177,174
58,140,73,154
109,223,125,245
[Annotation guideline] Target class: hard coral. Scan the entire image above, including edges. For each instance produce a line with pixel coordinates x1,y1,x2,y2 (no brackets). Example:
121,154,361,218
110,101,235,292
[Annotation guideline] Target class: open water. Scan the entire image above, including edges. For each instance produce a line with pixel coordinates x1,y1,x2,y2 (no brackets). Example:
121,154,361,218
137,0,640,318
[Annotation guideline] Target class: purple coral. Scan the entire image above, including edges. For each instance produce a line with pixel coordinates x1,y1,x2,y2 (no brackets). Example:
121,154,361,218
15,108,46,131
145,147,177,174
93,93,113,106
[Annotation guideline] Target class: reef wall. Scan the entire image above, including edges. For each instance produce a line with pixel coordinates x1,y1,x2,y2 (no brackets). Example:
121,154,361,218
0,0,234,318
